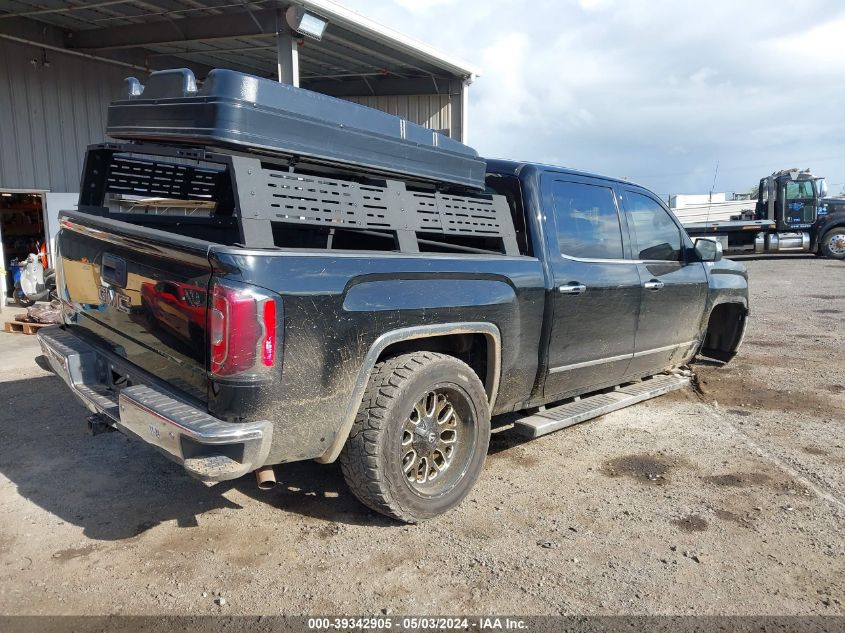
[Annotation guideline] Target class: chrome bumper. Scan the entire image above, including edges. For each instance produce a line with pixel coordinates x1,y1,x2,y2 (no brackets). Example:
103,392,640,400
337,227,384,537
37,326,272,482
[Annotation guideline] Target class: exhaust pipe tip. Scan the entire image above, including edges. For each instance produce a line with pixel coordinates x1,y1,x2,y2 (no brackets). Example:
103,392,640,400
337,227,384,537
255,465,277,491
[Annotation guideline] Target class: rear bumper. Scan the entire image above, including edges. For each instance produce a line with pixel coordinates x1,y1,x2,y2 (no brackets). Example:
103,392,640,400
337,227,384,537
37,326,272,482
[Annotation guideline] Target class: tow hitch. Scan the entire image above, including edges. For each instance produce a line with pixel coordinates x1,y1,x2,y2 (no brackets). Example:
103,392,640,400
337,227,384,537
86,413,115,436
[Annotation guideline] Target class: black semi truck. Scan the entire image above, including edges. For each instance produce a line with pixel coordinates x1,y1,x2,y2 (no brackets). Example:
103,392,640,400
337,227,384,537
684,168,845,260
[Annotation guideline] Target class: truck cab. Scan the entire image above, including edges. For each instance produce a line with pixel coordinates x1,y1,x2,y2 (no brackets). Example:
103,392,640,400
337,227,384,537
756,169,827,229
486,160,748,396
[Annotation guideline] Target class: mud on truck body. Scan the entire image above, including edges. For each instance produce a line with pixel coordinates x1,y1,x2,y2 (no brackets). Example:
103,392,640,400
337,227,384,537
38,69,748,522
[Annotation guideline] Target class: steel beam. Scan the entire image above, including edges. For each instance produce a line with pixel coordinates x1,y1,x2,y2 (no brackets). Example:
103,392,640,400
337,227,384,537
303,76,462,97
300,41,400,77
275,10,299,86
449,80,469,142
65,8,277,50
0,0,137,19
0,16,214,76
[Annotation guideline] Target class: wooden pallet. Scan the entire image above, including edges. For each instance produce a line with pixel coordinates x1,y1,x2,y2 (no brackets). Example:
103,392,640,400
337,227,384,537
3,319,49,335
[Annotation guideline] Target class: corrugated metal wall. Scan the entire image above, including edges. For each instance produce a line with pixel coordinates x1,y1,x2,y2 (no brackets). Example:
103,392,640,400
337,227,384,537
0,39,128,193
342,95,452,135
0,39,455,192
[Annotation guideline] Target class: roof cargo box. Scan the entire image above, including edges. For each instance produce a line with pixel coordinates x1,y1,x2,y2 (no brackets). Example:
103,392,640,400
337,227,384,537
106,68,486,190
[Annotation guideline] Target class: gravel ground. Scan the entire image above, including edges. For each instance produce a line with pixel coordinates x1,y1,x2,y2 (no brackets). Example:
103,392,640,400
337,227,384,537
0,255,842,616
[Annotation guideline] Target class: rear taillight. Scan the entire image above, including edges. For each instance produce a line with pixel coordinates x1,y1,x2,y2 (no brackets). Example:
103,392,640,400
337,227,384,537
209,279,279,379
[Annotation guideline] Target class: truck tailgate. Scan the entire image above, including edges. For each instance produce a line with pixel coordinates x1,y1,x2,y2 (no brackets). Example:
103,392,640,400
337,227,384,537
56,211,213,403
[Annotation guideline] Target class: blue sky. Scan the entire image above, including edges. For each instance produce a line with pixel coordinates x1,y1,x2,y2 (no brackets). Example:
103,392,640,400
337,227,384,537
340,0,845,198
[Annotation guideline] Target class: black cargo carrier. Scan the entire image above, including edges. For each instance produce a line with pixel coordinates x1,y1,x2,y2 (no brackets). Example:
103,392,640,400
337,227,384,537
106,68,485,190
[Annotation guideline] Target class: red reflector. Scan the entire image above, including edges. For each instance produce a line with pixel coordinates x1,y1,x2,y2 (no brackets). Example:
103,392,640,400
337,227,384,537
262,299,276,366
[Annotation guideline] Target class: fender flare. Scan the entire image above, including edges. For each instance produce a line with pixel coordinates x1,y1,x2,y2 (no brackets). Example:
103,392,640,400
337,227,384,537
316,322,502,464
708,295,749,313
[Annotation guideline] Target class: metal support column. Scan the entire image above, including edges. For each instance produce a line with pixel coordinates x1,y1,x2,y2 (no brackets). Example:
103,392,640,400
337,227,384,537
448,78,470,143
461,80,470,144
276,10,299,86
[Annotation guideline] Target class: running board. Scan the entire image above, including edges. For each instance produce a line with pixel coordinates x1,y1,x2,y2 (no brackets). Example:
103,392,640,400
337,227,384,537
513,372,691,439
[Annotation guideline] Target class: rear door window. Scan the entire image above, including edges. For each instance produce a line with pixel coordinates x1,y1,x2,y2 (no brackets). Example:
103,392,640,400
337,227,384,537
550,180,624,260
624,191,683,261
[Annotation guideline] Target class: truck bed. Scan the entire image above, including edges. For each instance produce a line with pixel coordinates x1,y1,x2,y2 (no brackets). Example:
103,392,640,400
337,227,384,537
55,207,546,467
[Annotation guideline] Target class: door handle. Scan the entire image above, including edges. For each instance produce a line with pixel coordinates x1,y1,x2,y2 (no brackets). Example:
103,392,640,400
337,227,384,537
558,283,587,295
643,280,664,290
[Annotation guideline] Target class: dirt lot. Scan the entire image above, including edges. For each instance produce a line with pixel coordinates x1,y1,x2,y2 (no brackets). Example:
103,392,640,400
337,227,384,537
0,256,842,616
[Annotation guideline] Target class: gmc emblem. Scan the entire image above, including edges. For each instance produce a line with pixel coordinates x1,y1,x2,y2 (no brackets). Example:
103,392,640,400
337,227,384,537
98,285,132,314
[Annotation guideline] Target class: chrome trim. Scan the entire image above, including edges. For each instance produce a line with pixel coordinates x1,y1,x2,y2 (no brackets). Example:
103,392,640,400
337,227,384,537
60,215,212,267
633,340,697,358
559,283,587,295
549,352,631,374
37,326,272,481
549,340,698,374
558,253,636,265
557,251,686,266
316,322,502,464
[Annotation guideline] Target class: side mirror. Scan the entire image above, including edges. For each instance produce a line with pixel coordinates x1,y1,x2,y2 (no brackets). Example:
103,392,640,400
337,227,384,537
694,238,722,262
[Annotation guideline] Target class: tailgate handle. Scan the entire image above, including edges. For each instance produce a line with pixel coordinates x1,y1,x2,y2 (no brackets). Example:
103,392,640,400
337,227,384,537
101,253,127,288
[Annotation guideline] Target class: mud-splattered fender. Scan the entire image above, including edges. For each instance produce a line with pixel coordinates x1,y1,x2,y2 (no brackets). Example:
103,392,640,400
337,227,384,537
315,321,502,463
703,257,749,316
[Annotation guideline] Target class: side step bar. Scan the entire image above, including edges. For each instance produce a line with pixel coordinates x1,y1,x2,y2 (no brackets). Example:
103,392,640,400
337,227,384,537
514,372,691,439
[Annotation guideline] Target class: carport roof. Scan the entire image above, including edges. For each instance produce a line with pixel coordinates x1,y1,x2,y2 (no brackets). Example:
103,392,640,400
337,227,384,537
0,0,480,89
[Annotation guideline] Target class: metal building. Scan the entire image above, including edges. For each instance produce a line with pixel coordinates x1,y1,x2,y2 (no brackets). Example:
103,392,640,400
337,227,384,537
0,0,479,305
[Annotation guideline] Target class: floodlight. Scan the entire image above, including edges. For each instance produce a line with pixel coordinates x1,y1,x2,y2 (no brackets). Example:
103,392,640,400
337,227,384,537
285,6,328,41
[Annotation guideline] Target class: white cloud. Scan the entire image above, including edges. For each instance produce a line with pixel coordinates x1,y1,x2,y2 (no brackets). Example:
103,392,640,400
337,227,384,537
578,0,613,11
339,0,845,195
689,67,717,84
392,0,464,13
773,16,845,67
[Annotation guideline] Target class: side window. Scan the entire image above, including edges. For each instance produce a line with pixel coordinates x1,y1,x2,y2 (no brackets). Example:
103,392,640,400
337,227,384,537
625,191,683,261
550,180,624,260
785,180,814,200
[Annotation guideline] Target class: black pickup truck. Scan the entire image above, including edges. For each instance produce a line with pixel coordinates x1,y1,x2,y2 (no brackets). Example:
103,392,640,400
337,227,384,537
38,69,748,522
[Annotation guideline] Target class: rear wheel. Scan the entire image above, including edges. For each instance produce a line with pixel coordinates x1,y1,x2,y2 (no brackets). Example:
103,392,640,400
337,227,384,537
820,227,845,259
340,352,490,523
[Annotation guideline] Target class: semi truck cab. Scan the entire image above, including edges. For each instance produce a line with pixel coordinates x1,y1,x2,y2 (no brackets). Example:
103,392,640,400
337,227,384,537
685,168,845,259
757,169,826,229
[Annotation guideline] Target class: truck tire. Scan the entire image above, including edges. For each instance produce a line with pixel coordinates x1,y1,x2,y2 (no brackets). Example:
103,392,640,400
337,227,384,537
340,351,490,523
820,227,845,259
